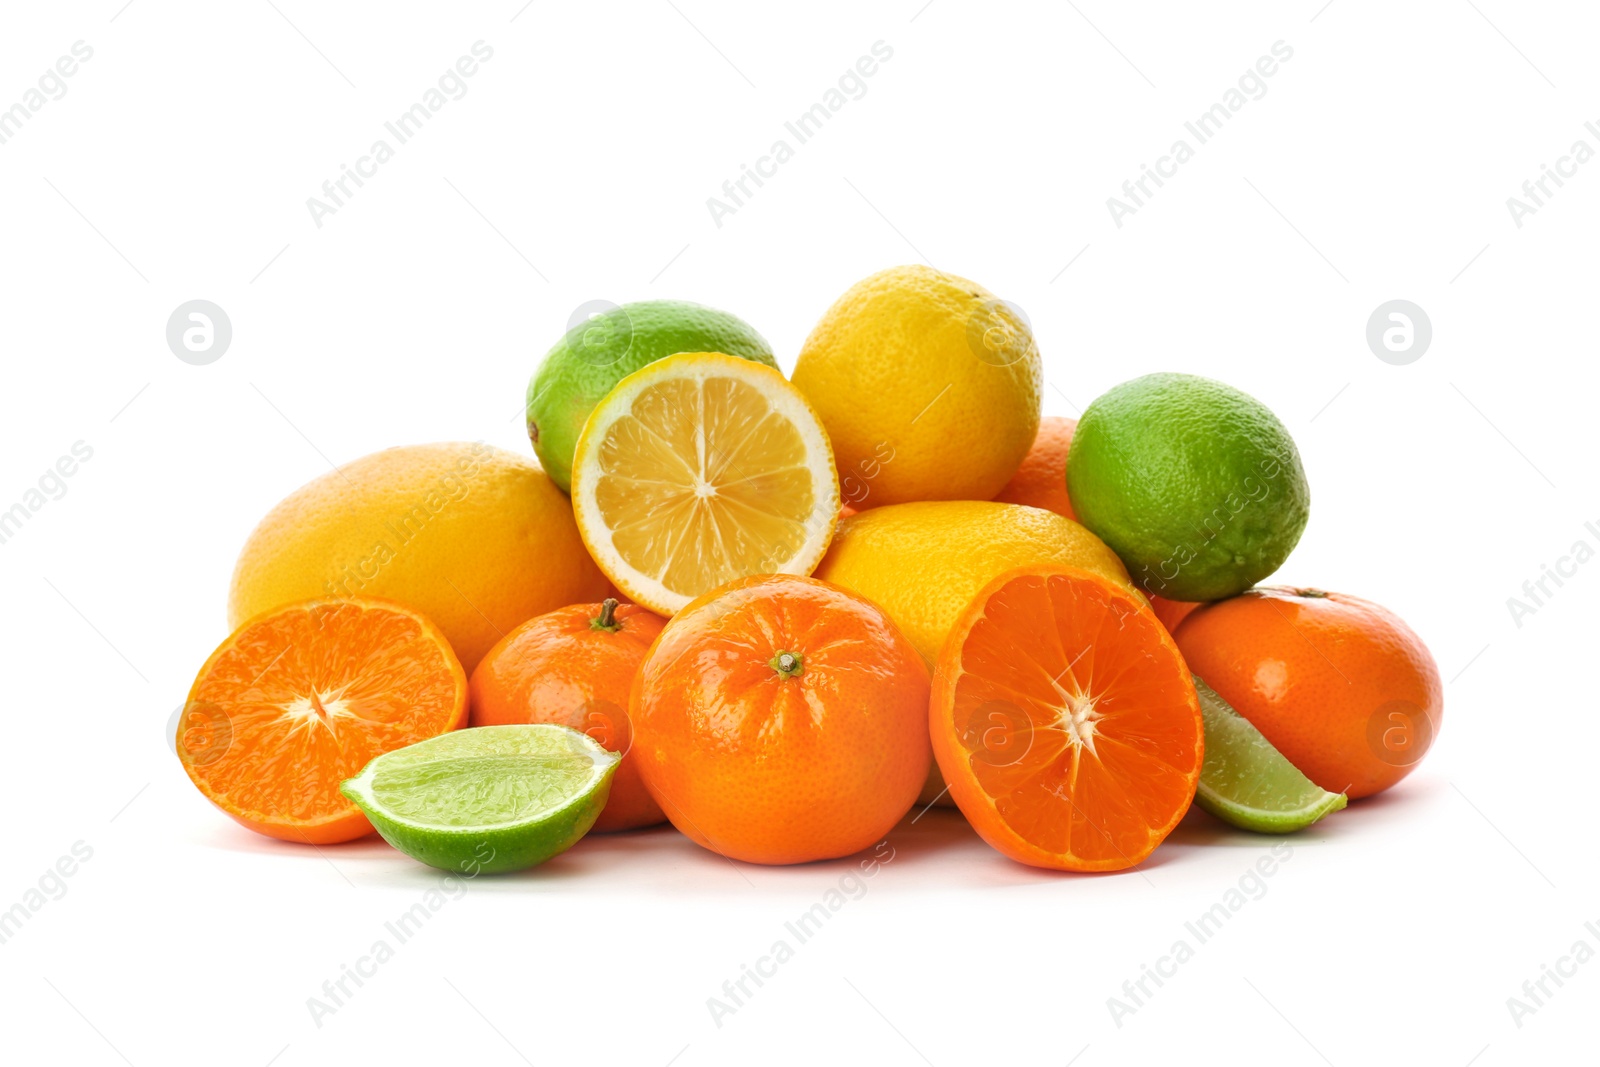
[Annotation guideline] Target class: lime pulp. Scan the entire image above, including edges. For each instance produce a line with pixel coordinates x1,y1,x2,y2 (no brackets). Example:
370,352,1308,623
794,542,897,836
1193,676,1346,833
341,724,619,873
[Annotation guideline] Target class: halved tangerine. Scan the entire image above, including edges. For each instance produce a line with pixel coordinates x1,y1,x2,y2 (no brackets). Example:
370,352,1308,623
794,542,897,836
931,565,1203,872
177,598,468,844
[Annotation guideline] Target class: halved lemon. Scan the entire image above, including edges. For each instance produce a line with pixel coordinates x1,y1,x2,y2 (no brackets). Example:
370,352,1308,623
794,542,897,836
572,351,840,615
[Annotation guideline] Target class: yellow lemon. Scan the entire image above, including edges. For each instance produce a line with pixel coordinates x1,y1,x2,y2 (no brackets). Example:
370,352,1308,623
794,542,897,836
571,352,839,616
792,265,1042,507
228,443,607,673
813,500,1134,667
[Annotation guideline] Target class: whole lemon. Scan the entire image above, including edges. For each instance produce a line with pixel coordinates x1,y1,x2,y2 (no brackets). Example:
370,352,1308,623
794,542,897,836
813,500,1134,805
792,266,1041,507
228,443,608,672
812,500,1133,667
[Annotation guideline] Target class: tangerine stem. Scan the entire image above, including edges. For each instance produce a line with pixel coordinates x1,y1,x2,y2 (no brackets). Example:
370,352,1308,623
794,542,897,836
591,597,622,632
770,650,804,679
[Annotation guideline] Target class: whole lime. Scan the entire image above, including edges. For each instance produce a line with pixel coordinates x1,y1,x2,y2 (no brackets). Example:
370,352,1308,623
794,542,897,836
1066,373,1309,601
526,301,777,492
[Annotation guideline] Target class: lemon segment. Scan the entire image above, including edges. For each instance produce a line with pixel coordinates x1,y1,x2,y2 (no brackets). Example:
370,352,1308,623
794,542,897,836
572,352,840,615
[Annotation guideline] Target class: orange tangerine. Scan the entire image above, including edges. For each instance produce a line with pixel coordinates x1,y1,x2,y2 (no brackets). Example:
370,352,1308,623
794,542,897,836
631,574,930,865
931,566,1203,871
469,599,667,832
177,598,467,844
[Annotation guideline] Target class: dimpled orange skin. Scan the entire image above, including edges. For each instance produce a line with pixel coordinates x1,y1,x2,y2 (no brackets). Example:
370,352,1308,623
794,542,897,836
992,416,1077,521
1174,587,1443,800
630,574,931,865
469,601,667,832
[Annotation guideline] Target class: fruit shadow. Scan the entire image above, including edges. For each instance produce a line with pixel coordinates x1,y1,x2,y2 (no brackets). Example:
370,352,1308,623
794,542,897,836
867,809,1207,885
191,821,688,892
192,815,1177,889
554,809,1195,891
1164,776,1438,852
195,785,1439,888
499,815,997,893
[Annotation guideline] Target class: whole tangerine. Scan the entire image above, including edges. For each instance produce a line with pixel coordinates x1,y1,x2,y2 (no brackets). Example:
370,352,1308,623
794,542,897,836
630,574,931,865
469,598,667,832
1174,587,1442,799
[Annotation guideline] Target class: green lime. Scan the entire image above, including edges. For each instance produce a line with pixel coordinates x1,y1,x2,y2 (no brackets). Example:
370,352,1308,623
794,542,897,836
1193,676,1346,833
1066,372,1310,601
526,300,777,492
340,725,618,873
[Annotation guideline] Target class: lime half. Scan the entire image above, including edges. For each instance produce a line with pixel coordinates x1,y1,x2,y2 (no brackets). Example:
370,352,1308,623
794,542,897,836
341,725,619,873
1194,676,1346,833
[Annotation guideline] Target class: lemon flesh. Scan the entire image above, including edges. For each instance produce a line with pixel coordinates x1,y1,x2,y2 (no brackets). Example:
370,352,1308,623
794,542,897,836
525,300,776,492
572,352,839,615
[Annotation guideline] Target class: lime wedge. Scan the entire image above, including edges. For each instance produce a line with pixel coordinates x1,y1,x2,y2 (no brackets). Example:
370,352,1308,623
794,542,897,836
340,725,619,873
1193,676,1346,833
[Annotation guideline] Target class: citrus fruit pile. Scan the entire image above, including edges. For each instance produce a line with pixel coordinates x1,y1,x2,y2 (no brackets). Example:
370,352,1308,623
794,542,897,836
176,265,1443,874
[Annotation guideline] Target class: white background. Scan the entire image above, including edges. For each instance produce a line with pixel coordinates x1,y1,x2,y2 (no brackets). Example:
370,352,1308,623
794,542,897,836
0,2,1594,1064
